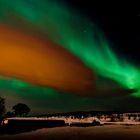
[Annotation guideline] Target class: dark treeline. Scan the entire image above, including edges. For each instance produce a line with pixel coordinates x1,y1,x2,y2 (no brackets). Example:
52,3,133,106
31,110,140,118
0,96,31,121
1,95,140,119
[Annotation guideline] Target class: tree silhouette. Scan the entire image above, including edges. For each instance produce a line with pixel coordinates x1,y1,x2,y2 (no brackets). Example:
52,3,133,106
12,103,30,117
5,111,15,118
0,96,6,119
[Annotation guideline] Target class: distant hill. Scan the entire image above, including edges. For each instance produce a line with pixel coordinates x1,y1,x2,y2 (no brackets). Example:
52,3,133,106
29,110,140,118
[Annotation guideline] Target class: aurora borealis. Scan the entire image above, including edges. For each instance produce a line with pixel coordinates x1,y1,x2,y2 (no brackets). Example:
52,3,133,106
0,0,140,114
0,25,94,95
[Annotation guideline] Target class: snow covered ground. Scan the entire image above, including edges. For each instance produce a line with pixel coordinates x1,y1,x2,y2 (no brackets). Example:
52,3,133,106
1,125,140,140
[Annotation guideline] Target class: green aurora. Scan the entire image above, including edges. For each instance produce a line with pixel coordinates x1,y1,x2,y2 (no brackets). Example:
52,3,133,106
0,0,139,100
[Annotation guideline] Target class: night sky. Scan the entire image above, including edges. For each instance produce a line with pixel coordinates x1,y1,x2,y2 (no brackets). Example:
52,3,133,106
0,0,140,115
67,1,140,63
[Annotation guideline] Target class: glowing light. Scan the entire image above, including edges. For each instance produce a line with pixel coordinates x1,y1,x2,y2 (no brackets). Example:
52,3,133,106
3,119,8,124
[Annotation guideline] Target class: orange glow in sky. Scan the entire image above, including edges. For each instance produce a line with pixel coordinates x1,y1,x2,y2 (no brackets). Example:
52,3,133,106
0,25,95,95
